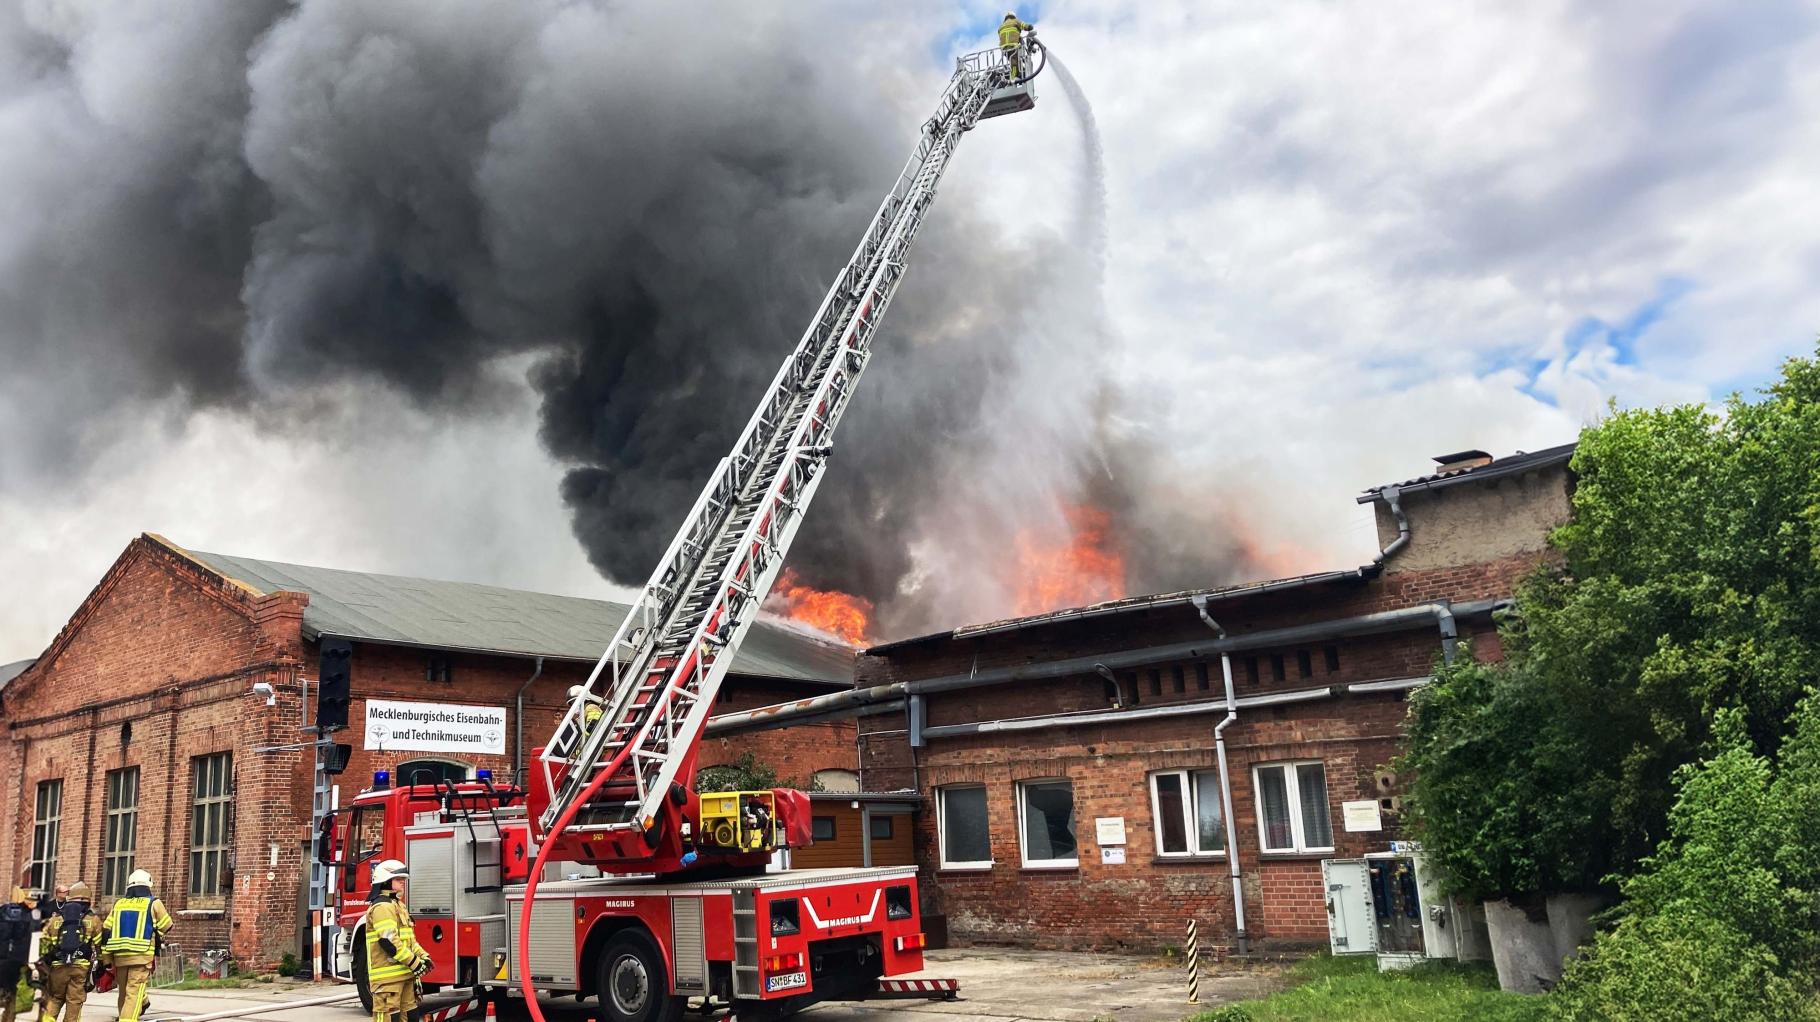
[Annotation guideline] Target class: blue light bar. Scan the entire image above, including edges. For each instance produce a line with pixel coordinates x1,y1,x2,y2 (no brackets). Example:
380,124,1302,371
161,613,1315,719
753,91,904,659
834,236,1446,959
475,768,493,782
373,769,391,790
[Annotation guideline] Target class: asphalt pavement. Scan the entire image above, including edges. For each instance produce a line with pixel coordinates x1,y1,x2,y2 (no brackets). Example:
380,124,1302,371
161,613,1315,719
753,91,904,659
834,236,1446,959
132,949,1282,1022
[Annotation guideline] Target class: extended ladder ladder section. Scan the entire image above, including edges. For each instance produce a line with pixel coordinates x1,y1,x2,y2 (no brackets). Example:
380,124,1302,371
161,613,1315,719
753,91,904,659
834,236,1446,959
536,44,1037,845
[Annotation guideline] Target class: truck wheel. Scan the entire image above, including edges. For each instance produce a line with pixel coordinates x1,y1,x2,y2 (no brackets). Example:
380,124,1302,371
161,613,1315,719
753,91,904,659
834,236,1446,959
353,930,374,1015
594,931,681,1022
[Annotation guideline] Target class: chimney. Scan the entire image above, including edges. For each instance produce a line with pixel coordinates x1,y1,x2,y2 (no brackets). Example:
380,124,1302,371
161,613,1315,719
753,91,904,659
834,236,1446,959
1432,449,1493,474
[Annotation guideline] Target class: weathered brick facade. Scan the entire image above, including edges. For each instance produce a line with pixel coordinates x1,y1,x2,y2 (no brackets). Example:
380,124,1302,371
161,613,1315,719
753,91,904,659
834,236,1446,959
0,536,857,968
857,449,1574,951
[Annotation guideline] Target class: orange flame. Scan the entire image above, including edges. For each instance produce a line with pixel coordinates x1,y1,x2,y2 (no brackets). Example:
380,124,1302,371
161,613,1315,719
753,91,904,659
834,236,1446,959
1011,504,1127,615
768,569,875,645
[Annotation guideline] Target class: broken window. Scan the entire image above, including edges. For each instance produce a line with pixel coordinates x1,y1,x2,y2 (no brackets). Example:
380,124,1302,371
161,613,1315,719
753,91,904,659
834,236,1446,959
1016,778,1077,868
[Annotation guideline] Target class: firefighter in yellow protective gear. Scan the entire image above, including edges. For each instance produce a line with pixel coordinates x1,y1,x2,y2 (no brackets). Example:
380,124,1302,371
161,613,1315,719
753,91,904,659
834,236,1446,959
100,870,170,1022
569,685,604,751
999,12,1035,81
35,882,101,1022
362,860,430,1022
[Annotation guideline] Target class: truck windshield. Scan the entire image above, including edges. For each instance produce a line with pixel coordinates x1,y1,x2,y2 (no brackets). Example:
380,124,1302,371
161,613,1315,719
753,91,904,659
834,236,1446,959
342,805,387,892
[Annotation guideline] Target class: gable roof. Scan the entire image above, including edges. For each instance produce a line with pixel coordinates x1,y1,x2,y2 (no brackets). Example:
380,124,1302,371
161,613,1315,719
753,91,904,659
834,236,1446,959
1357,442,1577,502
177,548,854,686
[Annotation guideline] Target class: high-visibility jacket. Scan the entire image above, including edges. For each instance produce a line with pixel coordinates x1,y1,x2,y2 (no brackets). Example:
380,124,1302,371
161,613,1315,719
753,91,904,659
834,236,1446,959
102,894,172,960
363,893,425,986
999,19,1032,48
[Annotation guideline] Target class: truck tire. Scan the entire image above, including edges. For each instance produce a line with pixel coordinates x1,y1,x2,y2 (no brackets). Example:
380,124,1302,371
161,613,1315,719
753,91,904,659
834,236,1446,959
594,930,682,1022
353,929,374,1016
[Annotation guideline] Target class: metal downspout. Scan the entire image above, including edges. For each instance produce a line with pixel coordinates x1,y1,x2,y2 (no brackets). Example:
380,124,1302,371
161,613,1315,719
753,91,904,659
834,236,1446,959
514,656,544,784
1192,596,1249,955
1364,484,1410,572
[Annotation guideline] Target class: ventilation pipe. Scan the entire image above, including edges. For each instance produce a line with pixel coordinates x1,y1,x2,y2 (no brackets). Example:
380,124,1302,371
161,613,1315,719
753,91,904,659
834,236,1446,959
513,656,544,783
1191,596,1249,955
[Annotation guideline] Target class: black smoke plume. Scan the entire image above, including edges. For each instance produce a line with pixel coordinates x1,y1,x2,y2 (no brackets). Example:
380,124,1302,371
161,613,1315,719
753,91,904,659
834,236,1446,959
0,1,1271,639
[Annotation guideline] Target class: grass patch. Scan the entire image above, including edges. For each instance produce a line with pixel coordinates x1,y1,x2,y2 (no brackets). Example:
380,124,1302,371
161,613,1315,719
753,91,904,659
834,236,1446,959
1192,954,1547,1022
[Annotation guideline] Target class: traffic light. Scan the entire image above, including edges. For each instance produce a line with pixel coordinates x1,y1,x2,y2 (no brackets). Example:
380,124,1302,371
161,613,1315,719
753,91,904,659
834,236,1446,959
323,742,353,775
316,638,353,730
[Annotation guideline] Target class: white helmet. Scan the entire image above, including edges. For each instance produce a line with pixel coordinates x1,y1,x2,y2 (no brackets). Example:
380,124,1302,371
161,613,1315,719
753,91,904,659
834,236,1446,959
568,685,586,700
371,859,409,885
127,869,154,888
1005,11,1019,19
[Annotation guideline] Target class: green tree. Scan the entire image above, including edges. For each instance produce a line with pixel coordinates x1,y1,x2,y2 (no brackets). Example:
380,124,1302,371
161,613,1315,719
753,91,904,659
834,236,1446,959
695,751,783,792
1405,345,1820,892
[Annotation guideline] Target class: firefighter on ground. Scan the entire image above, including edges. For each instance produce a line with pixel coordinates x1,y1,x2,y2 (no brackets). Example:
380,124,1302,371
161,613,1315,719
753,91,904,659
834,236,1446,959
1,883,33,1022
362,860,430,1022
100,870,171,1022
999,12,1034,81
35,882,100,1022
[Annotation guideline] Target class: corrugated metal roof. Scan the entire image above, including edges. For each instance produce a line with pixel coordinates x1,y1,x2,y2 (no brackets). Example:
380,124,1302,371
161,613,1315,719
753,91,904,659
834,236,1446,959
1357,442,1577,502
182,550,854,686
0,658,34,695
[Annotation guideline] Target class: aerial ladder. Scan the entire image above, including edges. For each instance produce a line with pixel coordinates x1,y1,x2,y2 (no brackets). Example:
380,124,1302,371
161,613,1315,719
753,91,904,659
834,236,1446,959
525,33,1045,877
313,35,1046,1022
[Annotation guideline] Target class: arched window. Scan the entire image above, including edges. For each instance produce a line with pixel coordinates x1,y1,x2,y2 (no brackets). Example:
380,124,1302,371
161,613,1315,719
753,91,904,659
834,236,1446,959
396,759,471,786
812,768,859,794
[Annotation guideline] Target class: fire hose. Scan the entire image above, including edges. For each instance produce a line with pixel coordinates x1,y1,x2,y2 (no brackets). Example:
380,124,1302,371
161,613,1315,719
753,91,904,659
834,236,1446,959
516,738,642,1022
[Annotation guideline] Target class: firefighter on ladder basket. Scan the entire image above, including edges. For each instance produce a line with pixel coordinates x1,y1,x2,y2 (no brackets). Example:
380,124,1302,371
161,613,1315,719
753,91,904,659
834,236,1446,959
1000,11,1035,81
100,870,170,1022
363,860,431,1022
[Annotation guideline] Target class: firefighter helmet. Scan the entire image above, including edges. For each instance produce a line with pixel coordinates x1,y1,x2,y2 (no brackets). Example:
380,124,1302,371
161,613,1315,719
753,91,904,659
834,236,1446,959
67,881,93,901
126,869,153,888
371,859,409,885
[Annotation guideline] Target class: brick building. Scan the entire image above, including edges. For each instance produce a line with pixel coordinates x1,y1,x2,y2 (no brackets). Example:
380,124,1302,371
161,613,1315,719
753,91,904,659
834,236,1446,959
854,445,1575,951
0,534,860,966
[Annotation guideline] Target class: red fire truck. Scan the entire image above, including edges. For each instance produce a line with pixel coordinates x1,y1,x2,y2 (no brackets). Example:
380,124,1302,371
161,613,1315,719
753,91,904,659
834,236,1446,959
321,771,928,1021
319,34,1041,1022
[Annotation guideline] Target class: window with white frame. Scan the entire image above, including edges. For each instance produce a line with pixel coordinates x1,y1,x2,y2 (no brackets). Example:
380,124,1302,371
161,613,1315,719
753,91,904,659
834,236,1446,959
190,752,234,899
30,779,62,894
1015,779,1078,867
1254,761,1333,853
936,785,991,869
1150,769,1225,856
101,768,140,896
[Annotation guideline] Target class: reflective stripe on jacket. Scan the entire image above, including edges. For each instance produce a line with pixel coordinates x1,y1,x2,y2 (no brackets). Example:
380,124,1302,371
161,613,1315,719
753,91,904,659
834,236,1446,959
40,909,102,965
103,896,170,957
999,20,1031,47
363,895,422,985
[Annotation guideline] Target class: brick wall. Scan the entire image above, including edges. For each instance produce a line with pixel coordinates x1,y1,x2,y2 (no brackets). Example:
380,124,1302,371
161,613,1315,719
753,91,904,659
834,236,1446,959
2,536,858,969
856,540,1562,950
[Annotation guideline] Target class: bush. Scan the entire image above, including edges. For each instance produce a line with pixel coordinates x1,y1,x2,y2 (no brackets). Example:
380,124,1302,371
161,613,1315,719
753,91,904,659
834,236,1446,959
1399,651,1613,900
1617,708,1819,968
1193,1007,1254,1022
1546,912,1817,1022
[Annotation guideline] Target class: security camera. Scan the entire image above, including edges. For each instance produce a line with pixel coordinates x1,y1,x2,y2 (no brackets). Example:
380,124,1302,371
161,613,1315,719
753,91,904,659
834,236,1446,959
251,682,276,707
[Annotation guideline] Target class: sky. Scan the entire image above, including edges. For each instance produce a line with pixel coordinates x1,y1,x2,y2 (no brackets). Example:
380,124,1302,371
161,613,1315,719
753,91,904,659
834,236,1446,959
2,0,1818,661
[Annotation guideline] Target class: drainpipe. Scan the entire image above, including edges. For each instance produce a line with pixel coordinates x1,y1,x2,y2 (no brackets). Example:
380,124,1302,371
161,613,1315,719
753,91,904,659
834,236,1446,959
513,656,544,784
1192,596,1249,955
1361,484,1410,575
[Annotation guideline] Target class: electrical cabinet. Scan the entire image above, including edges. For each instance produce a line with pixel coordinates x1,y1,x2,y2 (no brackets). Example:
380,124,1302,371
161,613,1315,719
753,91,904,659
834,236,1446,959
1323,851,1467,970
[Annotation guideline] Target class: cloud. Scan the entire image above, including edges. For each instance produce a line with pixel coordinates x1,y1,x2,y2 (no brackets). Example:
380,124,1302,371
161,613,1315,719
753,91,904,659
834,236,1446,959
3,0,1818,657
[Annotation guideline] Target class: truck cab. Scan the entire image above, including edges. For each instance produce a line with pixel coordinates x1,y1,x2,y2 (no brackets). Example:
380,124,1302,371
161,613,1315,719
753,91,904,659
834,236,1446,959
322,770,530,1007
